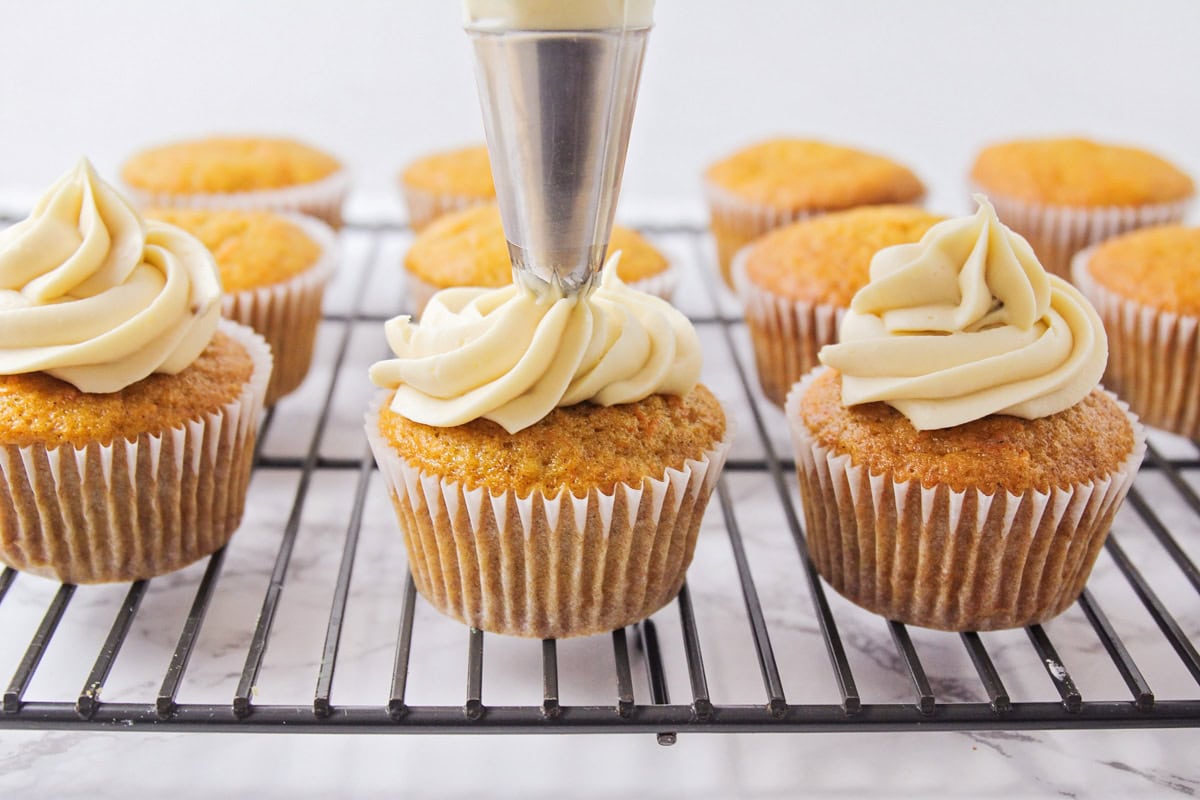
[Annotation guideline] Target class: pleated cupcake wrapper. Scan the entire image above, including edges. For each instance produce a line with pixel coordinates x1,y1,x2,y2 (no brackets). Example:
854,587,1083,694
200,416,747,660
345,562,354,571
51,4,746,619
704,179,817,289
0,320,272,584
1073,248,1200,438
365,393,734,639
400,184,493,233
978,186,1192,281
733,245,844,407
223,212,338,405
124,168,351,229
784,368,1146,631
404,262,679,318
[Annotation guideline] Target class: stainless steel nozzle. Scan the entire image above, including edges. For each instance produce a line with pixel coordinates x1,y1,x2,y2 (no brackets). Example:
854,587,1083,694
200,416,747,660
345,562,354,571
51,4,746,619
466,22,650,294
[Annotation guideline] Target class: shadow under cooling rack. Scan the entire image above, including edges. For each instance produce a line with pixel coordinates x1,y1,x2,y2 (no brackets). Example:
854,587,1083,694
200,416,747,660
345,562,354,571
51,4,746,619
0,220,1198,745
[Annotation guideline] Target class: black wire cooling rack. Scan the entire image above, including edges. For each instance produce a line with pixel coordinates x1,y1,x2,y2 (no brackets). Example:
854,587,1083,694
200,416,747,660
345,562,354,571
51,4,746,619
0,220,1197,745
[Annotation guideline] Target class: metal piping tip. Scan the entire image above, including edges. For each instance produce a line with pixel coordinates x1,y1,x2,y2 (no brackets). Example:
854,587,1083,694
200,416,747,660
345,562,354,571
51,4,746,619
466,22,650,295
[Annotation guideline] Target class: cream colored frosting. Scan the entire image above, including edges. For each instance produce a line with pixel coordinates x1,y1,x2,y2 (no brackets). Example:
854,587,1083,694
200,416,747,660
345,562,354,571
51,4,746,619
0,159,222,393
370,257,698,433
818,196,1107,430
463,0,654,29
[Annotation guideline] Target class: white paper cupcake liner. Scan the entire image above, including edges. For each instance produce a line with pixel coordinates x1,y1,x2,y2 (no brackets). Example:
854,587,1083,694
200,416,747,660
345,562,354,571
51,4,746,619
784,368,1146,631
978,187,1191,281
403,262,679,317
124,168,351,229
365,393,734,638
400,184,493,233
1073,248,1200,438
223,212,337,404
0,320,272,584
704,180,818,289
733,245,845,407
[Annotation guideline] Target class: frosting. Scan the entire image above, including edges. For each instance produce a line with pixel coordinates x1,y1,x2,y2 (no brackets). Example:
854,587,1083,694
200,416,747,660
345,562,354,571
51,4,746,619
818,196,1107,430
463,0,653,30
369,257,698,433
0,159,222,393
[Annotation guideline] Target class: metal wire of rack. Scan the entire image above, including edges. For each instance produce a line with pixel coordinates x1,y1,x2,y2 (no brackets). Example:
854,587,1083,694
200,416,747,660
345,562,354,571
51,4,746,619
0,219,1197,745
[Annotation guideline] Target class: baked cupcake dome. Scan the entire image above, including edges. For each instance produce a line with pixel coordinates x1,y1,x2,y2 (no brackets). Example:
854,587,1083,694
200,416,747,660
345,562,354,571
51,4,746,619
399,144,496,232
970,137,1194,279
1073,225,1200,438
369,386,728,639
704,138,925,288
736,205,945,406
403,203,674,313
121,136,349,227
147,209,337,405
788,370,1142,631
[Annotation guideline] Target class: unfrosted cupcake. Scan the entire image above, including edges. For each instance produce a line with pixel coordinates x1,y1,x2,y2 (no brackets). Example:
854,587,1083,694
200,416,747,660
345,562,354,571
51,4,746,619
1073,225,1200,438
122,136,349,228
736,206,944,407
399,144,495,232
788,196,1144,631
970,137,1194,279
367,263,732,639
704,139,925,288
404,203,674,313
0,160,271,584
146,209,336,404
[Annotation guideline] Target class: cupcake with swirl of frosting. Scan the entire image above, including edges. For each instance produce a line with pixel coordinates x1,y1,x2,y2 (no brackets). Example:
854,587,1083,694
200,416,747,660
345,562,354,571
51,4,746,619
786,196,1145,631
366,261,732,638
0,159,271,584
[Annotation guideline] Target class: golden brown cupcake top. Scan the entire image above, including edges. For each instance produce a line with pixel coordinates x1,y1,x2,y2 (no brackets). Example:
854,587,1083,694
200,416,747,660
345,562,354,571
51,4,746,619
379,385,725,496
970,137,1194,206
405,203,669,288
401,144,495,198
122,137,342,194
799,369,1133,495
744,206,945,305
0,332,255,449
705,139,925,211
146,209,323,292
1086,225,1200,315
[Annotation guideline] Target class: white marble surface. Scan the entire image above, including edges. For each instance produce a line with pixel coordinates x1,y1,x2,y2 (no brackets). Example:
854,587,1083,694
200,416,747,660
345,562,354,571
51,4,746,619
1,220,1198,798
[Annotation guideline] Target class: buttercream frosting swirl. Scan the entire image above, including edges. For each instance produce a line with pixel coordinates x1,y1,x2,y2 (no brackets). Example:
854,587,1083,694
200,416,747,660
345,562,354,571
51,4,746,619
0,159,222,393
369,258,699,433
818,196,1107,430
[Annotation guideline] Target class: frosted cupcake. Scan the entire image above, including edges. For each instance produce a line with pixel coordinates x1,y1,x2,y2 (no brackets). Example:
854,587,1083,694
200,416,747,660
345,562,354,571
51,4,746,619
788,196,1144,631
404,204,674,314
1073,225,1200,438
0,160,271,583
121,136,350,228
970,137,1194,279
399,144,495,232
704,139,925,288
736,206,944,406
147,209,337,404
367,261,732,639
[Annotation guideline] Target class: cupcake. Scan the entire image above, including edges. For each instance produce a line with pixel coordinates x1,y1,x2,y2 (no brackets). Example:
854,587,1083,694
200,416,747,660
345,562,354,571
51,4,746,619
970,137,1194,279
121,136,349,228
704,139,925,288
146,209,336,405
399,144,495,232
788,196,1144,631
404,203,674,314
736,206,945,407
366,262,732,639
1073,225,1200,438
0,160,271,584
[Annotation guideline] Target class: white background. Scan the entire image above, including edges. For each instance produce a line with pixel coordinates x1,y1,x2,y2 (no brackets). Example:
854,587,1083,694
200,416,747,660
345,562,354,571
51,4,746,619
2,0,1199,221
